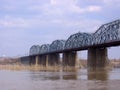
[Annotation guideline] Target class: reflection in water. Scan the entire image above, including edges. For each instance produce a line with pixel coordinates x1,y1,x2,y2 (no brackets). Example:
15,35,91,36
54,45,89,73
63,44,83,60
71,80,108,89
87,69,109,90
29,71,78,80
29,69,113,81
0,69,120,90
87,69,108,81
29,72,61,81
63,74,77,80
29,68,111,81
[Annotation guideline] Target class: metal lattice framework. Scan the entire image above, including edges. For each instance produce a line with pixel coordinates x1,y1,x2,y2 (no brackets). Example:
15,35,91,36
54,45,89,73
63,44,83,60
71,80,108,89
29,19,120,55
39,44,50,54
50,40,66,52
65,32,92,49
93,20,120,44
29,45,40,55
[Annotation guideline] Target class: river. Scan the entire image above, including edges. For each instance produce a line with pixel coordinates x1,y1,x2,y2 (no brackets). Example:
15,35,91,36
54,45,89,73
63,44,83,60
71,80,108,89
0,68,120,90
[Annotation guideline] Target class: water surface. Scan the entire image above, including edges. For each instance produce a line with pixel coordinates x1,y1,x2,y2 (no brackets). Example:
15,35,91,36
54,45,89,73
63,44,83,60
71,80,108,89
0,68,120,90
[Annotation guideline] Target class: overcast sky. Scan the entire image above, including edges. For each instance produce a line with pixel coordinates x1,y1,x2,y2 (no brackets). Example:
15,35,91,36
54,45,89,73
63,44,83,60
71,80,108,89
0,0,120,58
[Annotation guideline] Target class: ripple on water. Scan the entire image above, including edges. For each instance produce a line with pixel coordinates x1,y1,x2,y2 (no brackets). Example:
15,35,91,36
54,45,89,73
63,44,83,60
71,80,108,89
0,68,120,90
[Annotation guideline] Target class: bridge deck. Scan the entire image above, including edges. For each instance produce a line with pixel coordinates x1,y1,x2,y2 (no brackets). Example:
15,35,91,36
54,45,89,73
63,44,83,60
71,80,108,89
28,40,120,57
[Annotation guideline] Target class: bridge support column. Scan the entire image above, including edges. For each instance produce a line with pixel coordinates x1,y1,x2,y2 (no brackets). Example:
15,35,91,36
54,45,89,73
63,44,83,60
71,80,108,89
87,48,96,69
48,54,60,66
63,51,78,70
30,56,36,65
38,55,48,66
88,48,108,70
35,55,39,66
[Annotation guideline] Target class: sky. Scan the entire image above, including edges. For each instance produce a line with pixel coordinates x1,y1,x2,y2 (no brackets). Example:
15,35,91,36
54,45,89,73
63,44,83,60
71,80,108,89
0,0,120,58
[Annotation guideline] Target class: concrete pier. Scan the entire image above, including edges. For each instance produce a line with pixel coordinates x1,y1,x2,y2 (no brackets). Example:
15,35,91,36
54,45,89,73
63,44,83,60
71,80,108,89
29,56,36,65
48,54,60,66
29,55,48,66
35,55,39,66
38,55,48,66
63,51,78,68
96,48,108,67
88,48,108,69
87,48,96,69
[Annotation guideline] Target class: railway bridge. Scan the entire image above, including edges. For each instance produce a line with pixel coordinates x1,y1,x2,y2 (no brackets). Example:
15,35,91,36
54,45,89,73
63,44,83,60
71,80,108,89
21,19,120,70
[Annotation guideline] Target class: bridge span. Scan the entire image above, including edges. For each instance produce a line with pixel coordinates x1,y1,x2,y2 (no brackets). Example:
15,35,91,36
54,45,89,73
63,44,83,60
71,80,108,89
21,19,120,70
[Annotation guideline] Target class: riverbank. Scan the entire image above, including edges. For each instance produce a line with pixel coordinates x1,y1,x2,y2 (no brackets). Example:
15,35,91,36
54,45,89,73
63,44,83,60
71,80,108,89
0,57,120,71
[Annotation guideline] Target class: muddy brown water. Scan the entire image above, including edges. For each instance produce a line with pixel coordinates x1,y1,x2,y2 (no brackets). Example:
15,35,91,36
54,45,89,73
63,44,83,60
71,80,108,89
0,68,120,90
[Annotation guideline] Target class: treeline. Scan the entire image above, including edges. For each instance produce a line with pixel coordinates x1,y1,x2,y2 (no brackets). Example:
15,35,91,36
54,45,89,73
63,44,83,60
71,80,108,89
0,57,20,65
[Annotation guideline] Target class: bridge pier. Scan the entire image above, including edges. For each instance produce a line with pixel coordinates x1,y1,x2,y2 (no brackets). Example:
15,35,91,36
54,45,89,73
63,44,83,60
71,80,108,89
63,51,78,70
88,48,108,70
30,56,36,65
35,55,39,66
38,55,48,66
48,54,60,66
29,55,48,66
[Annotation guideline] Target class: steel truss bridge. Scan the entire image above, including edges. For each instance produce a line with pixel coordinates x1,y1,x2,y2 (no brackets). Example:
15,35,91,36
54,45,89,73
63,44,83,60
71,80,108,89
29,19,120,56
